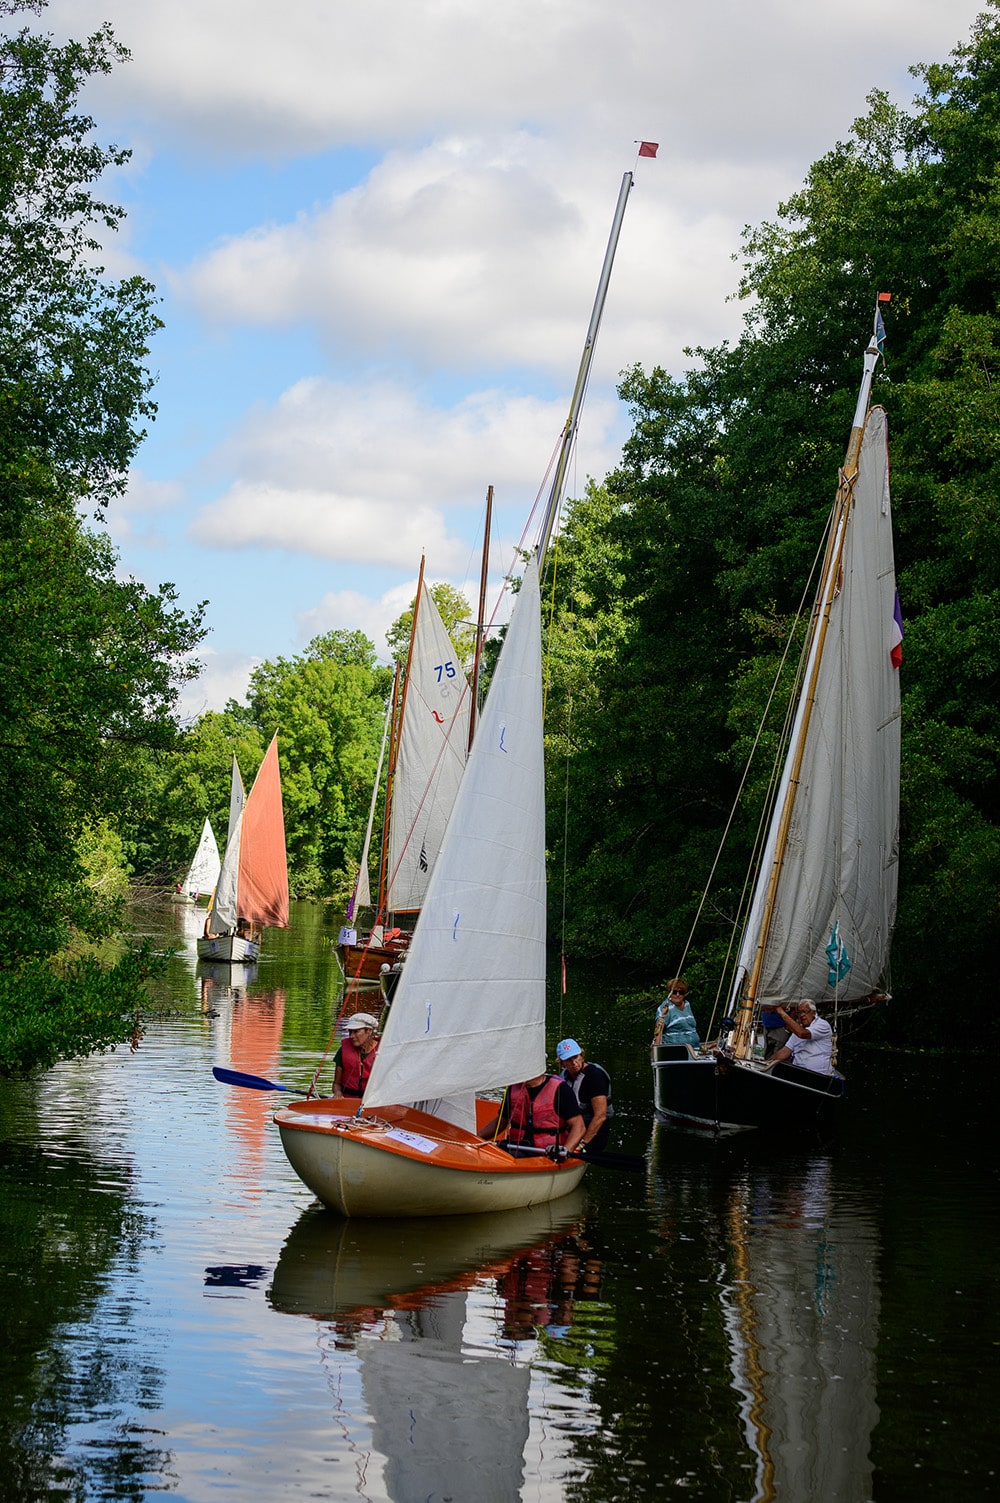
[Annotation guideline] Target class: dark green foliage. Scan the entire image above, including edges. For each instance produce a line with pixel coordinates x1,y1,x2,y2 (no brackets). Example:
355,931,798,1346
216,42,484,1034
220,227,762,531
134,635,392,903
549,7,1000,1042
0,946,161,1075
0,2,205,1072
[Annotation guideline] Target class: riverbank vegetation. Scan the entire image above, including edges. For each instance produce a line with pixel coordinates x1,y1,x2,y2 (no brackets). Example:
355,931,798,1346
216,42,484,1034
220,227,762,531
4,2,998,1069
0,1,204,1072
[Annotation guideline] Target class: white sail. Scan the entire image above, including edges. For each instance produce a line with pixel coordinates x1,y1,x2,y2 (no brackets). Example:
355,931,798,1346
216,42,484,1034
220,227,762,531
363,555,547,1112
212,757,246,933
386,580,471,913
737,407,901,1004
226,755,245,847
212,810,242,934
183,818,220,894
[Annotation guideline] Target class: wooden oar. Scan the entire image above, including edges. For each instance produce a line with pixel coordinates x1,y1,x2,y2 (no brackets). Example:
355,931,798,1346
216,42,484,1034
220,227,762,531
213,1066,303,1093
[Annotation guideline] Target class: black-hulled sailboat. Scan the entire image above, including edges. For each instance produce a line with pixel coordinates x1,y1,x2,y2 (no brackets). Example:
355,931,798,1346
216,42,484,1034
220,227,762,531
654,301,901,1132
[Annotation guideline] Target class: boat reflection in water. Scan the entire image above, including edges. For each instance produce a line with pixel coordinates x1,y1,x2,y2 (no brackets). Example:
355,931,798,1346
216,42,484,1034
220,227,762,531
269,1194,599,1501
649,1125,879,1502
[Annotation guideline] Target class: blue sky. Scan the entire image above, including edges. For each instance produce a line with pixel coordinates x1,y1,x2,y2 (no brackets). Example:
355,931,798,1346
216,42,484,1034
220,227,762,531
40,0,984,718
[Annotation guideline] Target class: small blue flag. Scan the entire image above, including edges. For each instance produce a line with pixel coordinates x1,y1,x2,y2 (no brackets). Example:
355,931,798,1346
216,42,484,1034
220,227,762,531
826,922,851,986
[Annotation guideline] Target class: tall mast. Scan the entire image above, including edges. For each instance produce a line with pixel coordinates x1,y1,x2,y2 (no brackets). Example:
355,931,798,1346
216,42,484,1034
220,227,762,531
731,297,889,1056
537,170,635,562
469,484,493,753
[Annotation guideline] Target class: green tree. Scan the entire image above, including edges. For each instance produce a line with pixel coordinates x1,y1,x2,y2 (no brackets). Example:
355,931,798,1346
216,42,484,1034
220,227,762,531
245,633,391,897
0,2,205,1072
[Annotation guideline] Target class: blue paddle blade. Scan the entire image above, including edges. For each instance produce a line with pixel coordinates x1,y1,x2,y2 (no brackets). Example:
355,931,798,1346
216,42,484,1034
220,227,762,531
212,1065,295,1092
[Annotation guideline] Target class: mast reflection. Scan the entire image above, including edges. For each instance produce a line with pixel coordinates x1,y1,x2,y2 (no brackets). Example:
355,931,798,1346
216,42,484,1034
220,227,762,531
649,1124,880,1502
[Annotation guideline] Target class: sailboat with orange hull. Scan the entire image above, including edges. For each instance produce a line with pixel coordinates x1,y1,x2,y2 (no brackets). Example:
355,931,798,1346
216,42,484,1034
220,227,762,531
276,168,641,1217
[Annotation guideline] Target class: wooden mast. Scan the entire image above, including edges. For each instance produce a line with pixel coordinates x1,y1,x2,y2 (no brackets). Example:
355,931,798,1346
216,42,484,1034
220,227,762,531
730,299,889,1057
468,484,493,753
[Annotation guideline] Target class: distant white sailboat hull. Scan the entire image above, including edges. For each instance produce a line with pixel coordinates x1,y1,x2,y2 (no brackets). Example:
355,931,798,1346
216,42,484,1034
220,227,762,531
275,1099,586,1219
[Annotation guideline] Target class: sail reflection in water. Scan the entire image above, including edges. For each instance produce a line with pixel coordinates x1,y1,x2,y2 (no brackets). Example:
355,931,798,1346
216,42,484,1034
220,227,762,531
651,1128,880,1502
269,1196,602,1501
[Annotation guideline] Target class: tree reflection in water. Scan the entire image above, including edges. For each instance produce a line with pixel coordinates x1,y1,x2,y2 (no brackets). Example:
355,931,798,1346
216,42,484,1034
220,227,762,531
0,1112,169,1500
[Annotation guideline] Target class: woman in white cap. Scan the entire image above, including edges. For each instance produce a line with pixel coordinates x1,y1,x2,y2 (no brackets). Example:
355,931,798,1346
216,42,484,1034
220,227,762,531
330,1012,380,1099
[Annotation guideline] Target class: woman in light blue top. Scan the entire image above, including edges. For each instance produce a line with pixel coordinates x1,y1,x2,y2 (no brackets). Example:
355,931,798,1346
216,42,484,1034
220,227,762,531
653,978,700,1047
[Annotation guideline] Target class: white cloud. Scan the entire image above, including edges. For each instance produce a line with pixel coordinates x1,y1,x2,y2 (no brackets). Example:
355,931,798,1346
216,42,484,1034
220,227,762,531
175,649,259,721
51,1,983,163
104,472,186,545
297,581,419,662
176,139,756,378
188,375,623,564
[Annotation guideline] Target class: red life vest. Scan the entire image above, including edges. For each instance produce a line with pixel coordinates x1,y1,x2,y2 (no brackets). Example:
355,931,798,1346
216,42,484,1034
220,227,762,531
340,1036,378,1096
508,1077,565,1148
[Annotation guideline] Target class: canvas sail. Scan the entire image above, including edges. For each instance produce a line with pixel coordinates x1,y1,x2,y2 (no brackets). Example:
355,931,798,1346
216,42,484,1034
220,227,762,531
386,580,472,914
737,407,901,1005
363,555,547,1112
237,735,289,929
212,757,246,933
184,818,221,894
226,755,245,847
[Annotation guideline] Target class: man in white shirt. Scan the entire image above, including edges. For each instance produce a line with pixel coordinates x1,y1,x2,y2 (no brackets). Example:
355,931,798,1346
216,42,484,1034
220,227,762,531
766,999,834,1074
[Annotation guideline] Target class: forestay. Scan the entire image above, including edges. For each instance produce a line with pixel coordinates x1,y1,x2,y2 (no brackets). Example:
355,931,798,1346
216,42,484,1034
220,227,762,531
363,556,547,1114
737,406,901,1003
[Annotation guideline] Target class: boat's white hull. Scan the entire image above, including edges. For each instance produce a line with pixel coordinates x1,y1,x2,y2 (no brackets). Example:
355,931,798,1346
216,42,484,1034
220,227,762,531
196,934,260,962
275,1099,587,1218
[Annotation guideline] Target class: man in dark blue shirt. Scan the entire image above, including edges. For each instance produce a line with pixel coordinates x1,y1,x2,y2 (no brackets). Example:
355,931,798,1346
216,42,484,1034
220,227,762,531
556,1039,612,1154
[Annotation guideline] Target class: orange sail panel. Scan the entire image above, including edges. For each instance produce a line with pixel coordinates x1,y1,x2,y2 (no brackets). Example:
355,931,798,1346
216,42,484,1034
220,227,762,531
237,736,290,928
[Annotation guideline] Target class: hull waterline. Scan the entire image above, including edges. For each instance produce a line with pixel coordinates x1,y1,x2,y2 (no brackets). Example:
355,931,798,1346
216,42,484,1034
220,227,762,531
275,1099,587,1218
652,1044,844,1133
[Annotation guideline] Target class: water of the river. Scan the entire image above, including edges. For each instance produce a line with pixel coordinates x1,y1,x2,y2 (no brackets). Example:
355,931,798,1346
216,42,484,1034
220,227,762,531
1,899,996,1502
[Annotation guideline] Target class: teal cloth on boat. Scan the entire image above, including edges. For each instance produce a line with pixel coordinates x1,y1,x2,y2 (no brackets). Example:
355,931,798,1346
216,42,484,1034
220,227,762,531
826,922,851,986
655,1000,700,1046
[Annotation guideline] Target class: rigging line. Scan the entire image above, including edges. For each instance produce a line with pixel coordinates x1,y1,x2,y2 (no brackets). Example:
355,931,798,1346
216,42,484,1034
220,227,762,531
684,522,830,1043
559,696,573,1030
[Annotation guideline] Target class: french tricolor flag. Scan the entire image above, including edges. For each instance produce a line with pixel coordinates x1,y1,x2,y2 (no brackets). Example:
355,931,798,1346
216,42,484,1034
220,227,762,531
890,591,904,668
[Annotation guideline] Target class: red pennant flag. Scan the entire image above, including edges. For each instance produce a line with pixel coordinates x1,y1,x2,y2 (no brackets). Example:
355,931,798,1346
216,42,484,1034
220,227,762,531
638,141,658,158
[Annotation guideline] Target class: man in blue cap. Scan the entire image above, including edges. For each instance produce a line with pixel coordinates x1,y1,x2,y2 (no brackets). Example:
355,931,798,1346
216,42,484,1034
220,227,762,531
556,1040,612,1154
